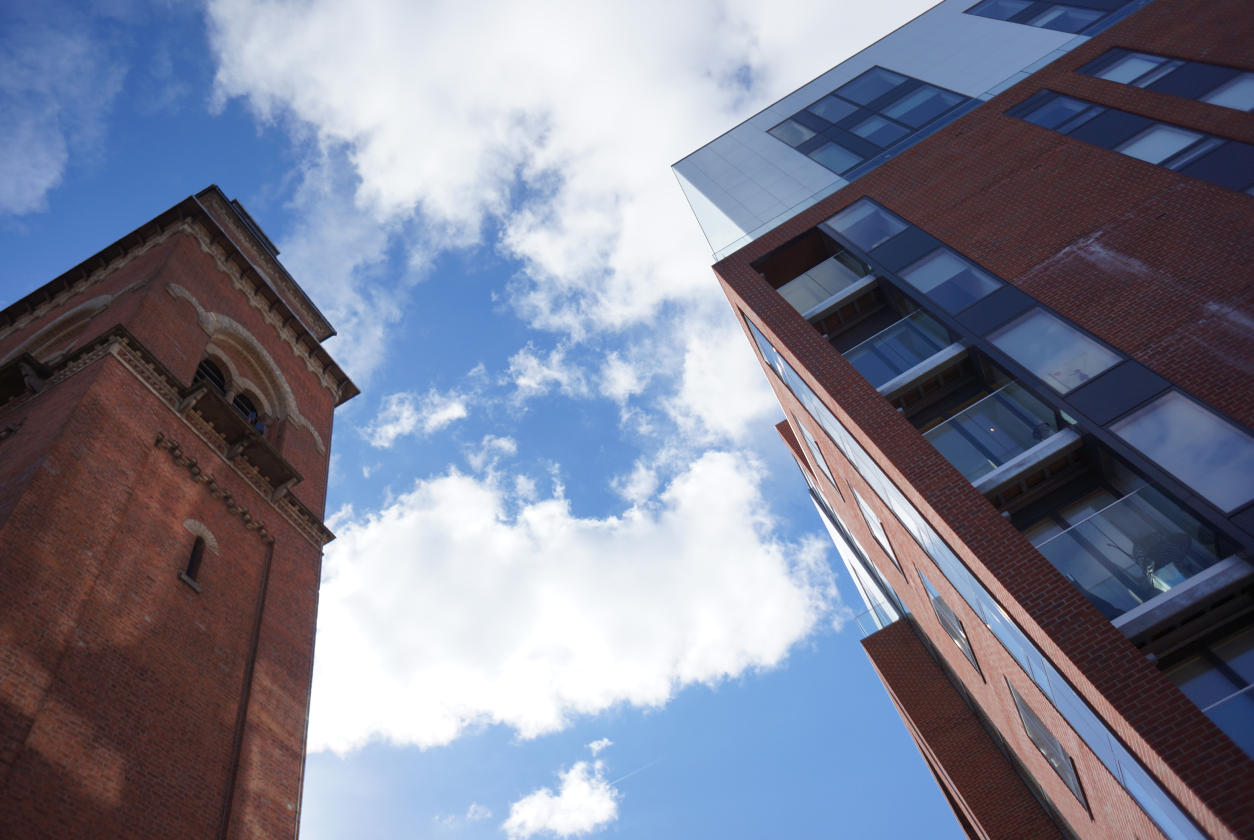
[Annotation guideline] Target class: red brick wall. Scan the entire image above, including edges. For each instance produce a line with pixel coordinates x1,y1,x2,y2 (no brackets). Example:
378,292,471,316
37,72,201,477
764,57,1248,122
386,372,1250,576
712,0,1254,836
0,214,341,838
863,618,1066,840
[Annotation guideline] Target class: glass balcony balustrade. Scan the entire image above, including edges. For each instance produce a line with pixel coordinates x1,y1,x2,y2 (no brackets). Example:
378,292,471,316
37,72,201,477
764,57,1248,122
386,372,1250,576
855,601,902,637
1034,486,1234,621
922,383,1059,482
776,252,873,316
843,310,951,389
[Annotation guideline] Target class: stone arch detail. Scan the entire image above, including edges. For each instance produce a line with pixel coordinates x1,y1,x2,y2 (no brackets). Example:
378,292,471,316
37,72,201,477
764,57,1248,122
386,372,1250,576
167,283,327,454
1,295,112,364
203,343,277,420
182,519,219,554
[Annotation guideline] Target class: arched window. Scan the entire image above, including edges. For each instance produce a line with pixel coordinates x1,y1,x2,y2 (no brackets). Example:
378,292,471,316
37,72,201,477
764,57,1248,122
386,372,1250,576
185,537,206,582
193,359,227,395
232,393,266,434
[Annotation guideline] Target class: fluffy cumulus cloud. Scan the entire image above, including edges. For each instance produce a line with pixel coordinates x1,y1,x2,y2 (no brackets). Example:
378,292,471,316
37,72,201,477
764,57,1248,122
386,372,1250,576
0,4,125,216
206,0,935,345
503,761,619,840
308,451,840,753
361,386,472,447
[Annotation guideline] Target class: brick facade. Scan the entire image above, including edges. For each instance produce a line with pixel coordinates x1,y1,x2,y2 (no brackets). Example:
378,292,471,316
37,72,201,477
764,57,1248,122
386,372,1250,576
863,618,1067,840
711,0,1254,837
0,188,356,839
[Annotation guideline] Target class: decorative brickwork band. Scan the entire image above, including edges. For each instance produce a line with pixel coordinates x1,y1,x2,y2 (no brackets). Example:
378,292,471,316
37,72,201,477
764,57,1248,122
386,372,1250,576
155,433,274,544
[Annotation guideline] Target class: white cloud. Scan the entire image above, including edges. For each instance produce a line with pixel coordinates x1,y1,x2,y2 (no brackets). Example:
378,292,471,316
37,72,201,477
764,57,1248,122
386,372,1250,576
467,435,519,472
0,6,126,216
598,352,648,404
664,309,781,444
612,461,658,505
507,343,589,404
307,451,841,754
503,761,618,840
361,386,471,447
467,803,492,821
207,0,936,350
587,738,612,757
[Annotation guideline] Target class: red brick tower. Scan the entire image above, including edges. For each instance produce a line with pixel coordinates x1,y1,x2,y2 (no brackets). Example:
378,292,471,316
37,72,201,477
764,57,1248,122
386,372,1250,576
0,186,357,839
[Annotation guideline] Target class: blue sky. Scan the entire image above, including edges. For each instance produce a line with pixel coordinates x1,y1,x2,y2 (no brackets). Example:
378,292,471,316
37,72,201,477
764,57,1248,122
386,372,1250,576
1,1,964,837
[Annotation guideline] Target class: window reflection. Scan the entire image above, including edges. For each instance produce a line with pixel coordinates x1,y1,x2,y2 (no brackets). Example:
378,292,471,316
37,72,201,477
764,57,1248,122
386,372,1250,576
966,0,1032,20
837,67,908,105
1167,626,1254,760
767,119,817,148
987,308,1121,394
1028,4,1104,32
899,248,1003,313
844,311,950,388
1110,391,1254,513
823,198,908,250
882,85,965,128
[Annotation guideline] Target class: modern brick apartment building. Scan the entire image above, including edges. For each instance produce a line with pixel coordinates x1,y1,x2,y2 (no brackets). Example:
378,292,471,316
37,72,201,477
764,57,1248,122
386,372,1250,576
0,187,357,839
675,0,1254,838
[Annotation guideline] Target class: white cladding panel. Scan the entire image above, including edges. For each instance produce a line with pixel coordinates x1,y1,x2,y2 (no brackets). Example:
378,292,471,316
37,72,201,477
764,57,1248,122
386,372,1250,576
674,0,1085,255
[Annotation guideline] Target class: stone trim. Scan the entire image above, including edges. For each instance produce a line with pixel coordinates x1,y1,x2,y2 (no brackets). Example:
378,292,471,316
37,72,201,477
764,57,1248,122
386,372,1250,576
182,519,220,554
156,433,274,544
0,328,335,548
166,283,327,454
182,225,347,401
0,223,187,345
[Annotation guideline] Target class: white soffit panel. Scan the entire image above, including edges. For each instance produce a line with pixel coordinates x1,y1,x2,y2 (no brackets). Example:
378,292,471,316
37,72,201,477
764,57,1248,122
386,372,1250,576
674,0,1087,253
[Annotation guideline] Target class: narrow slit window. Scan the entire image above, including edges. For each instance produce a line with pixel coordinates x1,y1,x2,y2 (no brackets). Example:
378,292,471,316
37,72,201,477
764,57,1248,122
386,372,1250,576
185,537,206,583
919,569,981,674
1008,681,1089,809
853,487,903,575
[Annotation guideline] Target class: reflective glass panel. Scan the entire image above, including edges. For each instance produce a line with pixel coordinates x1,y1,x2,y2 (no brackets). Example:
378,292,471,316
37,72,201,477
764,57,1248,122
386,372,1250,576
987,308,1121,394
824,199,908,250
1036,485,1231,619
797,416,838,488
808,95,860,124
1029,4,1104,32
776,253,869,314
852,115,911,147
836,68,909,105
898,248,1002,313
967,0,1032,20
1167,628,1254,759
853,487,900,567
1096,52,1168,85
1110,391,1254,513
1024,95,1092,130
768,119,817,147
742,314,1208,840
1201,72,1254,112
1009,683,1087,806
882,86,966,128
808,141,863,173
1116,124,1204,164
843,311,950,388
923,383,1059,482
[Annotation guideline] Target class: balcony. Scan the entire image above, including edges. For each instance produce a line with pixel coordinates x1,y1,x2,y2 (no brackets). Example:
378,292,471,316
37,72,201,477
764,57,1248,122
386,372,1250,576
855,601,903,637
921,383,1074,485
776,252,874,320
843,311,953,390
1034,485,1240,623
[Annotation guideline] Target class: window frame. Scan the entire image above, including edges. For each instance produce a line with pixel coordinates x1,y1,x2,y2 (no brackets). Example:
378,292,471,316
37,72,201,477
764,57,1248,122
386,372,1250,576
1007,680,1090,810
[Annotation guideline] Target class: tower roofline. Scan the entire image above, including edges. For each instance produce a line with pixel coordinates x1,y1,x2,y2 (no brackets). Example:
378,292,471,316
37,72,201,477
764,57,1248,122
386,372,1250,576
0,187,359,406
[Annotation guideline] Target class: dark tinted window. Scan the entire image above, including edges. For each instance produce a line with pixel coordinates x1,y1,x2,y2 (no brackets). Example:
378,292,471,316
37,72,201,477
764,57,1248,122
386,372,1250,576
837,68,908,106
966,0,1032,19
807,95,859,124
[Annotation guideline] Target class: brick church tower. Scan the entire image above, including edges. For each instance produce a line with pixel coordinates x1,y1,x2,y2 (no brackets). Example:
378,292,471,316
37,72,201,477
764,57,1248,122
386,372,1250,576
0,186,358,839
